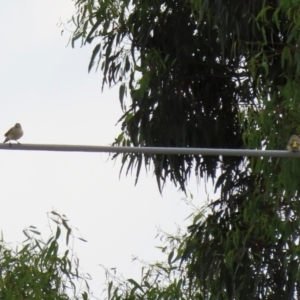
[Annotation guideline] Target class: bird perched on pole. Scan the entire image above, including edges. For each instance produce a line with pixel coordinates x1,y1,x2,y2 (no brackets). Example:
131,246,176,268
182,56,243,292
287,134,300,152
3,123,23,144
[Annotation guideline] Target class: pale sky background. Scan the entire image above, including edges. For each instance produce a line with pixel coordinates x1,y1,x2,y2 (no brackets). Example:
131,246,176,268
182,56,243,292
0,1,215,298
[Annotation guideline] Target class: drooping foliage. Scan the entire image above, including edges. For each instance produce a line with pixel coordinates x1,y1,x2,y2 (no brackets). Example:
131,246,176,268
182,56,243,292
70,0,254,191
69,0,300,298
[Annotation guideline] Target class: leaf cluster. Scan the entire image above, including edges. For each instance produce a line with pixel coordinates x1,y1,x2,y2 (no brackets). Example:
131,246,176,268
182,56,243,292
69,0,300,192
0,211,90,300
70,0,259,191
101,227,194,300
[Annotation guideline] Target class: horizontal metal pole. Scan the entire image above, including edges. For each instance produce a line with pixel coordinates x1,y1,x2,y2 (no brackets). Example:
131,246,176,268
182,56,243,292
0,143,296,157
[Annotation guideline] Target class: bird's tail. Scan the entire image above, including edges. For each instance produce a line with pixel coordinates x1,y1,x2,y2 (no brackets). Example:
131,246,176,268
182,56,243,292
3,138,8,143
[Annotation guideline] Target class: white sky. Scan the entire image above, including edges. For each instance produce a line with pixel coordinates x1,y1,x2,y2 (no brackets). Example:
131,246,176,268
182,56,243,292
0,1,215,298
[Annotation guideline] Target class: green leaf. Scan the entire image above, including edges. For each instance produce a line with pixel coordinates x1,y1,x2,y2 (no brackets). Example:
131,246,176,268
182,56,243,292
55,226,61,240
128,278,144,292
119,84,126,111
168,250,174,265
88,43,101,72
281,46,292,68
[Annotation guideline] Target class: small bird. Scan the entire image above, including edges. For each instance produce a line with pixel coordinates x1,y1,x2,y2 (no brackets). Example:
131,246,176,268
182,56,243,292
3,123,23,144
287,134,300,152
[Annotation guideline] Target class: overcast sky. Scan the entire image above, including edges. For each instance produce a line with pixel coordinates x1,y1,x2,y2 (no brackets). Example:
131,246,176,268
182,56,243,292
0,1,215,298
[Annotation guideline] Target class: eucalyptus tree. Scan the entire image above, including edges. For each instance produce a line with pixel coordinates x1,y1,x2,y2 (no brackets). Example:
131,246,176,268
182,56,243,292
69,0,300,298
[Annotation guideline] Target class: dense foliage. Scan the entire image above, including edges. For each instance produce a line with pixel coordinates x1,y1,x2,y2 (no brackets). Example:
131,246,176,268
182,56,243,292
69,0,300,298
0,212,90,300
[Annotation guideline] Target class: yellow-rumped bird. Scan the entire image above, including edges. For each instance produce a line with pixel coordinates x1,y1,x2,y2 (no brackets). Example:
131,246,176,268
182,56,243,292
287,134,300,152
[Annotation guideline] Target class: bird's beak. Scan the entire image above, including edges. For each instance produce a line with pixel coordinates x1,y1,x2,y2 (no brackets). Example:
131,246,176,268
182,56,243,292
293,141,297,147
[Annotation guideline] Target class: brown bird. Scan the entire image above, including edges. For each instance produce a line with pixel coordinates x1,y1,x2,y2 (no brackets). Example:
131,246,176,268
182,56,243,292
287,134,300,152
3,123,23,144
